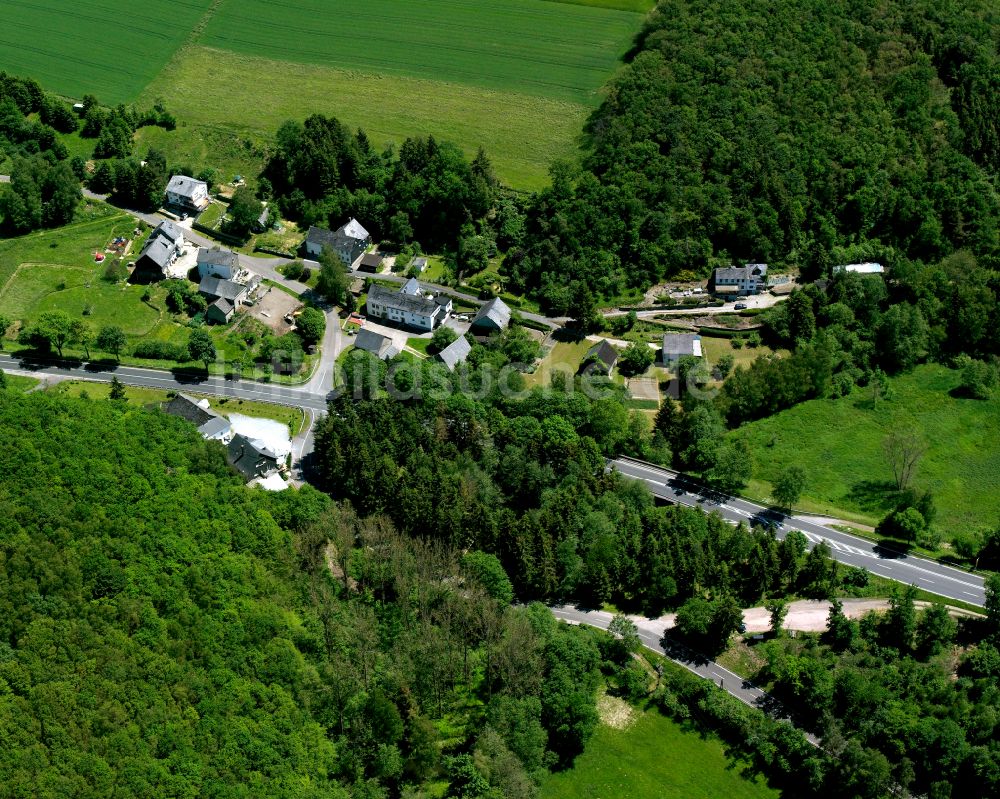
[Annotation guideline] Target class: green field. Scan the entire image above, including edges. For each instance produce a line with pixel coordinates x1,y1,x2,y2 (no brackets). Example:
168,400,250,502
3,0,648,189
0,0,212,103
731,364,1000,536
540,705,777,799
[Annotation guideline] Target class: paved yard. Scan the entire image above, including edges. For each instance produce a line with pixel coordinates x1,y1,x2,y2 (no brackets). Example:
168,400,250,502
626,376,660,402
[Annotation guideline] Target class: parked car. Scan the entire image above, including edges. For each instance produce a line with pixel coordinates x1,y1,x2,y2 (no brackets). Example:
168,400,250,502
734,303,747,310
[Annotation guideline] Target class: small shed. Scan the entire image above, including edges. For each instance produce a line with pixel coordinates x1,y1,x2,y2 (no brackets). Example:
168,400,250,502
206,298,235,324
357,252,383,273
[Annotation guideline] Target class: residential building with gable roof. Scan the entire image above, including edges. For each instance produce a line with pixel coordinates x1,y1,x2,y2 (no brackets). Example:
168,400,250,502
165,175,209,212
366,282,452,331
131,220,185,284
471,297,512,333
197,246,240,280
661,333,703,364
304,218,371,264
712,263,768,296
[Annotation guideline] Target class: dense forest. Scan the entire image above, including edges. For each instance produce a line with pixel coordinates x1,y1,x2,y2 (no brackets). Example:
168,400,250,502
0,389,620,797
508,0,1000,310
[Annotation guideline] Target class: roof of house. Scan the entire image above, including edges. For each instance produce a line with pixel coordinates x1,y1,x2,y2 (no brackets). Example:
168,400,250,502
197,246,239,268
227,433,281,480
833,262,884,274
153,219,183,243
368,283,448,318
438,335,471,371
337,217,370,241
585,339,619,369
715,263,768,282
209,297,234,315
198,416,231,440
199,276,247,302
472,297,512,329
354,327,397,359
257,205,270,227
166,174,207,199
662,333,703,358
359,252,382,269
138,235,177,269
401,277,421,295
306,225,338,248
164,393,215,426
412,257,428,268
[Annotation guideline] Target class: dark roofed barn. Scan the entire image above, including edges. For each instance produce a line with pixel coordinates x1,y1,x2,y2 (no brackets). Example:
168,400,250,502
471,297,512,332
581,340,619,375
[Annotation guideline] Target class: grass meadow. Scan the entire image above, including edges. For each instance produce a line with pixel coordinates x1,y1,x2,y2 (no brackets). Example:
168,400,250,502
0,0,212,103
539,704,777,799
731,364,1000,536
198,0,643,104
136,47,592,190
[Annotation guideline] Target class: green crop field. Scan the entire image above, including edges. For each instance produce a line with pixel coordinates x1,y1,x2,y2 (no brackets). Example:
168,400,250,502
0,0,212,103
3,0,648,188
731,364,1000,536
539,705,777,799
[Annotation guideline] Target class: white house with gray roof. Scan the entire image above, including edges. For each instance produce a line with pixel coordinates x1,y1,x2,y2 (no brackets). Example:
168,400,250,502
713,263,768,295
197,246,240,280
165,175,209,213
131,220,185,284
366,282,452,331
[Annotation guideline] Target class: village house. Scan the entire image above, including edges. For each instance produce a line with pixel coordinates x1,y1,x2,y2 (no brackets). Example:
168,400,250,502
470,297,512,333
354,328,399,360
165,175,210,213
366,282,452,331
581,339,619,376
304,218,371,264
712,263,768,296
438,335,471,372
199,275,250,306
197,246,239,280
661,333,703,364
130,220,185,284
227,433,283,480
163,393,232,442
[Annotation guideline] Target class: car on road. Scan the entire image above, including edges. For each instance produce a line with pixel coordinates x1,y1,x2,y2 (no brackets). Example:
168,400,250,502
734,302,747,310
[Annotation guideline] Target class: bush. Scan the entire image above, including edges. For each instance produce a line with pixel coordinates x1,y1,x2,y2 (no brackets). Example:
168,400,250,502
131,340,189,361
283,261,305,281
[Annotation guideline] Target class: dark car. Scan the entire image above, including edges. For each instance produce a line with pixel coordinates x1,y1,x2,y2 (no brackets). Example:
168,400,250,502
734,302,747,310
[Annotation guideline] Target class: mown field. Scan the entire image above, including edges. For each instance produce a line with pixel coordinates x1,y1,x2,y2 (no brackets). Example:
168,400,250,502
539,703,777,799
135,47,590,190
0,0,211,103
731,364,1000,536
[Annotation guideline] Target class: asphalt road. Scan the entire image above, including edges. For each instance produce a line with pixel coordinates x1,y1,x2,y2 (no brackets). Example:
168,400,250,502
612,457,987,607
549,604,819,746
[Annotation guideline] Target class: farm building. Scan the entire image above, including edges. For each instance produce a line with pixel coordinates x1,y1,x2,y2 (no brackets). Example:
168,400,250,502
661,333,702,364
358,252,382,273
206,298,235,325
470,297,512,333
165,175,210,213
354,328,399,360
304,218,371,264
199,276,249,306
438,335,472,371
197,246,239,280
366,283,452,331
131,220,185,284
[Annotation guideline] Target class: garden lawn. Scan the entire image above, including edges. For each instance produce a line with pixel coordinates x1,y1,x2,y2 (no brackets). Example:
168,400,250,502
731,364,1000,536
47,381,304,433
525,338,590,386
539,705,777,799
0,0,212,103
